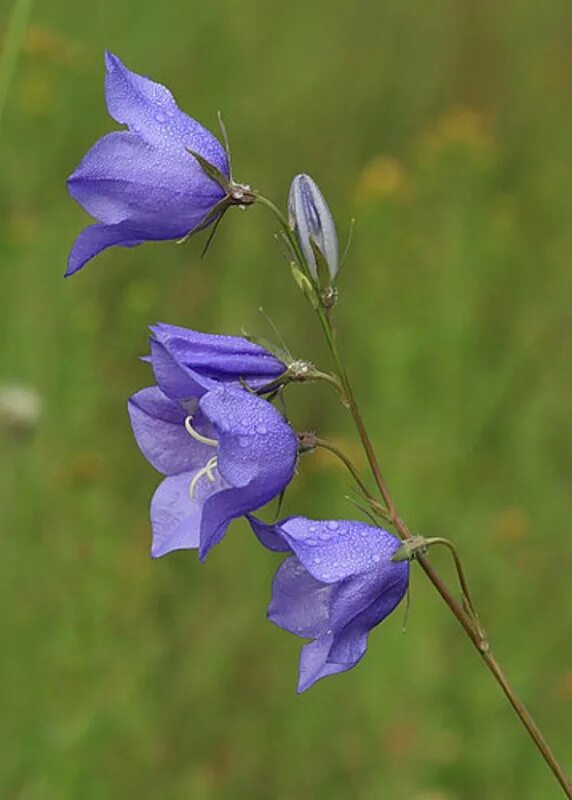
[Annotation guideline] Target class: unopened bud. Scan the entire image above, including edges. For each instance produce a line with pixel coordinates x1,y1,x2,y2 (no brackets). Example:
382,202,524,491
288,174,339,284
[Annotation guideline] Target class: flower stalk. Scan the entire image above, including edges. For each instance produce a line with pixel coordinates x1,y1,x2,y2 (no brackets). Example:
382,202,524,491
259,191,572,799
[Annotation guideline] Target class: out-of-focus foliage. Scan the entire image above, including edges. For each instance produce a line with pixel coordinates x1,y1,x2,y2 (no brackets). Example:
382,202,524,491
0,1,570,798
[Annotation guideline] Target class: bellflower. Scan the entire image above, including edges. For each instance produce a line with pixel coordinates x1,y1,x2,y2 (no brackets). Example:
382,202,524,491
128,385,298,560
288,173,339,284
249,515,409,692
147,323,287,400
66,52,253,276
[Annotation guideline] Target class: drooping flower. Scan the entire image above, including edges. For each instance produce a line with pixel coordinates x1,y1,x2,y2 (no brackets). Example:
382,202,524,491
66,52,254,276
288,173,339,284
249,515,409,692
147,323,287,400
128,385,298,560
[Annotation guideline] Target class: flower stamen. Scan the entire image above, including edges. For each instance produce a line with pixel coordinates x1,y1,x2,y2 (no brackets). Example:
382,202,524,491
184,416,218,447
188,456,219,499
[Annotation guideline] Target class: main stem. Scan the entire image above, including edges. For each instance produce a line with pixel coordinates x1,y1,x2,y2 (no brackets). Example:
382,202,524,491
323,311,571,798
256,192,571,795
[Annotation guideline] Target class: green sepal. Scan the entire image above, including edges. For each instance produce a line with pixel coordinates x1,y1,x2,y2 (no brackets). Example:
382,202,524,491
186,148,231,191
290,262,319,309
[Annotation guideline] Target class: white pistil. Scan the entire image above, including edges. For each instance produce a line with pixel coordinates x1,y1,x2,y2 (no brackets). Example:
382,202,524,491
188,456,219,499
184,416,218,447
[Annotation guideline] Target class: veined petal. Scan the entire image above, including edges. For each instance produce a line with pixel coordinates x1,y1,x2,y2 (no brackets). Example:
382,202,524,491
150,472,203,557
149,339,216,400
268,556,333,638
104,51,229,175
66,221,143,276
297,634,350,693
200,387,297,490
247,514,292,553
150,323,287,388
128,386,214,475
278,518,402,583
68,131,224,230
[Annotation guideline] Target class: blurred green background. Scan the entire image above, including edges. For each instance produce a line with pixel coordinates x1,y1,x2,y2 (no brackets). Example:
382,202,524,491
1,0,570,797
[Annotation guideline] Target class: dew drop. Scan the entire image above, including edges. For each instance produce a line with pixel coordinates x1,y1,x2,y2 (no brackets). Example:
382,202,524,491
319,532,331,541
306,538,318,546
154,111,167,123
256,424,267,435
372,554,381,563
309,526,317,533
359,528,368,537
238,435,250,448
327,520,339,531
313,557,322,565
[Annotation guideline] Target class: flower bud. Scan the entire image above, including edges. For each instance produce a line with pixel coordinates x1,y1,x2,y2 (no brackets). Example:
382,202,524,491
288,174,339,284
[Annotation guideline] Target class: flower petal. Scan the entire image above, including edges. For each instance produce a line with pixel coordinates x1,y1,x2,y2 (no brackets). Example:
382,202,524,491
329,577,408,663
297,634,352,693
128,386,214,475
150,323,287,389
104,51,229,174
149,339,215,400
67,131,224,231
66,221,143,276
200,387,298,490
278,518,402,583
268,556,333,638
247,514,292,553
150,472,202,557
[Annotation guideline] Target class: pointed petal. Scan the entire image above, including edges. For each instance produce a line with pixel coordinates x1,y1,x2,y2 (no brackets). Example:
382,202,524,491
296,634,352,693
66,221,143,276
104,51,229,174
150,323,287,388
149,338,215,400
268,556,333,637
67,131,223,232
247,514,291,553
128,386,214,475
199,387,297,490
150,472,202,557
278,518,402,583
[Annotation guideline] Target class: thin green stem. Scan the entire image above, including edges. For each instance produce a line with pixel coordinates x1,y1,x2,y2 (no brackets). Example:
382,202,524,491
256,192,572,797
310,436,386,518
0,0,34,132
423,537,481,623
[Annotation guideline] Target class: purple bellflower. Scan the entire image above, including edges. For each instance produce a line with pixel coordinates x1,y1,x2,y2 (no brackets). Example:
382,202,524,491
147,323,287,400
249,515,409,692
128,385,298,560
67,52,254,276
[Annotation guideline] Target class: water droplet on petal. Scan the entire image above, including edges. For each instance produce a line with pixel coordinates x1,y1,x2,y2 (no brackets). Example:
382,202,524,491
319,533,331,541
306,538,318,546
154,111,167,123
313,557,321,565
360,528,368,537
238,435,250,448
309,526,317,533
256,424,267,435
372,554,381,563
327,521,339,531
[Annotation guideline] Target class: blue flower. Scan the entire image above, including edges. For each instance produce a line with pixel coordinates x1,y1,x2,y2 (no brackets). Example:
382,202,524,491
128,386,298,560
147,323,287,399
288,174,339,284
66,52,252,276
249,515,409,692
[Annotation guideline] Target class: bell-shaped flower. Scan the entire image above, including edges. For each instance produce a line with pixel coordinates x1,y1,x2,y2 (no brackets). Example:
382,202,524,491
128,385,298,560
249,515,409,692
147,323,287,400
288,174,339,284
67,52,253,276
